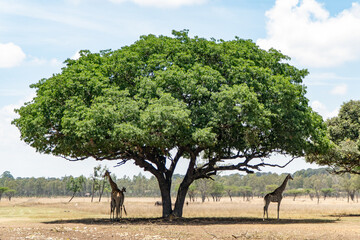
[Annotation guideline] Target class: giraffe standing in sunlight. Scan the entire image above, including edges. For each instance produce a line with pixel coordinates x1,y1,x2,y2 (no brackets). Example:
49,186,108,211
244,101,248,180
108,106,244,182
263,174,293,221
104,170,127,220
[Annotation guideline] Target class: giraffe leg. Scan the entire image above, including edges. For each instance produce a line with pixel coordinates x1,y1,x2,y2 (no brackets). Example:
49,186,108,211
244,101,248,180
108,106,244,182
110,198,113,221
263,200,269,221
116,199,121,221
113,201,115,220
265,204,269,220
123,205,127,216
112,200,115,220
277,201,280,220
110,201,112,220
117,205,120,221
263,205,266,221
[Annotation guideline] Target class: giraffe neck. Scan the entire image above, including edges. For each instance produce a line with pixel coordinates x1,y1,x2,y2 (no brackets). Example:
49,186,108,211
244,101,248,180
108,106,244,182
107,175,118,191
277,176,289,193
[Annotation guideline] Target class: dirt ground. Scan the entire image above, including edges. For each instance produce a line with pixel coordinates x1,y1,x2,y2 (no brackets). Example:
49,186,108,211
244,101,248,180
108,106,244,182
0,197,359,240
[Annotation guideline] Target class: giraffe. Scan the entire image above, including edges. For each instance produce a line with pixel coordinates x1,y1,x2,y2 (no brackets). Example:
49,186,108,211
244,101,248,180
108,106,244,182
110,196,116,220
104,170,127,220
115,187,127,219
263,174,293,221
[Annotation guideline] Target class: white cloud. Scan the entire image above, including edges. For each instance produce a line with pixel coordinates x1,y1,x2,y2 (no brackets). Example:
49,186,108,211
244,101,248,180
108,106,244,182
309,72,353,81
28,56,62,67
0,93,36,146
0,42,26,68
330,84,347,95
0,1,108,33
311,100,338,119
0,104,20,146
71,51,81,60
109,0,207,8
257,0,360,68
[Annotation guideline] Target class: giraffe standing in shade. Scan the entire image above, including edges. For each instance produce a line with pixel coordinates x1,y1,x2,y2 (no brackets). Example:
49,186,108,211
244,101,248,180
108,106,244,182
116,187,127,219
104,170,127,220
263,174,293,221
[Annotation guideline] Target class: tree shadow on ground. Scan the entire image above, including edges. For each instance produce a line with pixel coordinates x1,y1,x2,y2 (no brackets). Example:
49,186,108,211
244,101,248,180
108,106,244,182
327,214,360,217
43,217,337,226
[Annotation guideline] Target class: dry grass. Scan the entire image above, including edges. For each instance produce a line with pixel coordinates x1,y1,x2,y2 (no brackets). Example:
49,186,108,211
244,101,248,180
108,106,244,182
0,196,359,239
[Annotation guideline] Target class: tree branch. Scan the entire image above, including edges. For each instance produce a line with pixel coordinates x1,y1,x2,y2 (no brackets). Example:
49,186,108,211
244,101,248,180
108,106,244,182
252,157,296,169
168,147,184,175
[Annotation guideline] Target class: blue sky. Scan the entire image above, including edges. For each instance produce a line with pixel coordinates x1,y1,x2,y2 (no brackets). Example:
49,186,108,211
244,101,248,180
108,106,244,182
1,0,360,178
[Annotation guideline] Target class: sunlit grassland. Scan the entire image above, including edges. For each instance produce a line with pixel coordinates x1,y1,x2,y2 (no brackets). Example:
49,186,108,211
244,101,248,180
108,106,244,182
0,196,359,221
0,197,359,239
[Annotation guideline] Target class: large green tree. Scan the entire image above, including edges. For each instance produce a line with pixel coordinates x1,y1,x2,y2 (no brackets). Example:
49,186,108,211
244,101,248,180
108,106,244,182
13,30,329,218
307,100,360,174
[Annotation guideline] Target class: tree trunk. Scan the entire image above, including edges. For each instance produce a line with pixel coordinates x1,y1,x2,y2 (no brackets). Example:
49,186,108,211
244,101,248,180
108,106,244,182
350,191,355,201
173,181,191,217
91,179,96,203
172,151,197,218
98,180,105,202
201,192,206,203
158,179,172,218
315,190,320,204
68,192,76,202
227,191,232,202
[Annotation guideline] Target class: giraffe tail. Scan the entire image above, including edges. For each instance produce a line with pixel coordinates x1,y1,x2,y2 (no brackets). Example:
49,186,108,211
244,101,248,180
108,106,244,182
123,205,127,216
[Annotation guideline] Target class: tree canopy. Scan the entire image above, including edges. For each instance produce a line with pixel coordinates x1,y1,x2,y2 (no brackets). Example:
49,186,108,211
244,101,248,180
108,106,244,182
307,100,360,174
13,30,329,217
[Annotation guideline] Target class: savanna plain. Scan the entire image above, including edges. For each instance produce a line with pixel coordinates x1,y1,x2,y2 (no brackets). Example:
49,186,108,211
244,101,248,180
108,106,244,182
0,196,359,240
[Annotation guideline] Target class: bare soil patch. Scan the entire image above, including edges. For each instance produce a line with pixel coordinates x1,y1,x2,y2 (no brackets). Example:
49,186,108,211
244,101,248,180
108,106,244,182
0,197,359,239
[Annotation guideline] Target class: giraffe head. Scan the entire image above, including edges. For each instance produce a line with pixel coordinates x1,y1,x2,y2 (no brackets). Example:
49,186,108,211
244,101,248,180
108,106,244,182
287,174,293,180
103,170,111,178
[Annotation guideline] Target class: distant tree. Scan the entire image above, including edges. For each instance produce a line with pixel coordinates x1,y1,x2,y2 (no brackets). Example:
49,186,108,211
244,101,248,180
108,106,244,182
13,30,330,218
304,188,315,201
194,178,211,202
98,165,110,202
187,184,197,202
341,176,356,202
303,175,325,204
307,100,360,174
90,165,101,202
321,188,333,200
102,185,112,200
66,176,86,202
132,173,148,196
246,174,264,197
210,181,224,202
89,164,109,202
313,179,323,204
352,175,360,202
265,184,278,193
224,185,238,202
239,186,252,201
1,171,14,179
0,187,9,201
287,189,304,201
5,189,16,201
331,184,342,200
